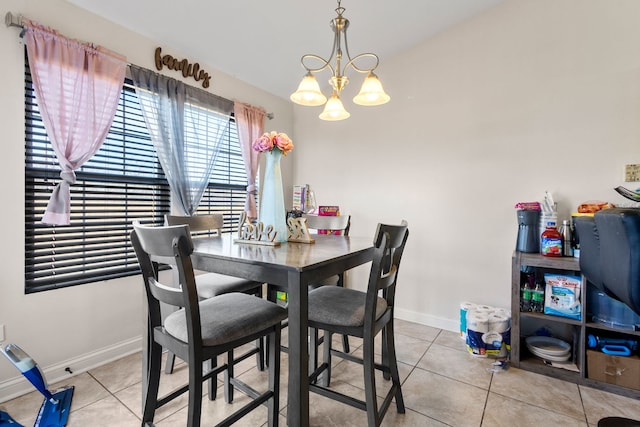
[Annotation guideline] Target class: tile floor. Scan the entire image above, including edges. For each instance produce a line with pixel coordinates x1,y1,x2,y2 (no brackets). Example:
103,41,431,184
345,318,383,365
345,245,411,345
1,319,639,426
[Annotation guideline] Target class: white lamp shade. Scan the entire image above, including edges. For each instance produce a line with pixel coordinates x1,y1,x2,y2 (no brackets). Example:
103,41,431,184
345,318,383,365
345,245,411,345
353,72,390,106
319,94,350,121
290,73,327,106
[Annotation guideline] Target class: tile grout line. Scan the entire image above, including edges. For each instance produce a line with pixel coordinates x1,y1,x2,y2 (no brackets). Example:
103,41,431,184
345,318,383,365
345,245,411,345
488,381,589,424
394,333,461,426
86,371,143,421
478,370,495,426
576,385,590,425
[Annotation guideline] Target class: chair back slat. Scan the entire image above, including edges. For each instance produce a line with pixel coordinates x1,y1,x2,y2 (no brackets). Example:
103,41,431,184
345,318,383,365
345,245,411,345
302,214,351,235
377,220,409,249
134,222,195,259
376,220,409,275
166,214,223,235
130,229,164,330
365,221,409,327
131,222,201,332
148,277,184,307
378,264,398,291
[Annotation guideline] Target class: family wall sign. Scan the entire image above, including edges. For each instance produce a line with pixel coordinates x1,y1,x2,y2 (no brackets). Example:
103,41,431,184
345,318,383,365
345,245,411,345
154,47,211,89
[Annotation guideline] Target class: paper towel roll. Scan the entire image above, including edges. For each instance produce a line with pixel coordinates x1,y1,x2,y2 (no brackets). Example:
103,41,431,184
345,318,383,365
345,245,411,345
459,302,477,338
488,313,511,333
466,311,490,333
474,304,494,314
482,331,503,347
460,302,477,311
493,307,511,318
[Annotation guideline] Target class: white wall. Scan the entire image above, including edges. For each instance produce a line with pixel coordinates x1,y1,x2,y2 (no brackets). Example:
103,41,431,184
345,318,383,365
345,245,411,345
291,0,640,330
0,0,293,400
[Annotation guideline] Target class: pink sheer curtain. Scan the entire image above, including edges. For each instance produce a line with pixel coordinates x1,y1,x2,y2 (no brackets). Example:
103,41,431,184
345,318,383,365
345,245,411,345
234,102,266,220
23,19,126,225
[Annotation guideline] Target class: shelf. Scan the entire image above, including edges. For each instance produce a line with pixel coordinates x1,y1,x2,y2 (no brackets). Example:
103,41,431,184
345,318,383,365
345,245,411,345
519,311,582,326
511,251,640,398
585,322,640,338
514,252,580,271
517,358,581,383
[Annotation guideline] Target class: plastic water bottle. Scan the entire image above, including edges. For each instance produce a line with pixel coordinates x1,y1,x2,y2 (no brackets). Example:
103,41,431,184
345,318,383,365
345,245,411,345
521,284,531,311
520,273,534,311
531,283,545,313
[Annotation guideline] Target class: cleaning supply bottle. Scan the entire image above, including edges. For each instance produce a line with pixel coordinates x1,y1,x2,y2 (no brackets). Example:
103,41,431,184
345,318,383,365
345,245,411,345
541,220,562,257
1,344,74,427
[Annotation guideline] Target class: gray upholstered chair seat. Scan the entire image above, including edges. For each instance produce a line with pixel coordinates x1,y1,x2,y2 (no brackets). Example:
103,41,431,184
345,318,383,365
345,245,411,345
195,272,263,299
165,293,287,347
308,286,387,328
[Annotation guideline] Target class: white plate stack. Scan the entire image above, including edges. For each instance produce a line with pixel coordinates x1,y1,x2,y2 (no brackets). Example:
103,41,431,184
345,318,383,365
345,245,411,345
525,336,571,362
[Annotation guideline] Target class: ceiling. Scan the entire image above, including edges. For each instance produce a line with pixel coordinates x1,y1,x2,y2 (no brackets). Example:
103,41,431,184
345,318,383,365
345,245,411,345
65,0,505,100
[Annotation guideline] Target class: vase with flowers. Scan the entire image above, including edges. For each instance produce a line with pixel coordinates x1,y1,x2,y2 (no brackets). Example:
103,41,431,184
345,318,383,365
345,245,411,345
253,131,294,243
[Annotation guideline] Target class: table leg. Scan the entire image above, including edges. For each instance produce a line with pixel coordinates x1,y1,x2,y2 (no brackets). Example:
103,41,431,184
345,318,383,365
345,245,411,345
287,271,309,426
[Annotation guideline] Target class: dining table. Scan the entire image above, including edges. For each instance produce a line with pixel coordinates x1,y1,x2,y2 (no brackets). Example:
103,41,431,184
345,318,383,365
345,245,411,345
189,233,375,426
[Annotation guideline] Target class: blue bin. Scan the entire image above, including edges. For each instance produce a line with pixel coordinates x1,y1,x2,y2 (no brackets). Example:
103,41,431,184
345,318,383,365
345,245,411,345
588,286,640,330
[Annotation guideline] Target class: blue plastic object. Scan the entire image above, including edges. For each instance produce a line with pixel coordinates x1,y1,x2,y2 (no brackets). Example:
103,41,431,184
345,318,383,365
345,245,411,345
589,287,640,330
587,333,638,356
0,344,74,427
35,388,74,427
0,410,23,426
601,345,632,356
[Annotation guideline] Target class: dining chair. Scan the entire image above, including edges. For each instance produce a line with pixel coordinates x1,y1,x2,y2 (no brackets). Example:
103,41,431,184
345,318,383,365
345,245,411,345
131,222,287,427
164,214,265,375
307,220,409,427
302,214,352,353
267,213,352,356
302,213,351,284
165,214,264,299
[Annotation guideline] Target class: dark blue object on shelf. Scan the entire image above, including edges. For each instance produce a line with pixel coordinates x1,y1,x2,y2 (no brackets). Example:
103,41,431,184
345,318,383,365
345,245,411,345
587,333,638,356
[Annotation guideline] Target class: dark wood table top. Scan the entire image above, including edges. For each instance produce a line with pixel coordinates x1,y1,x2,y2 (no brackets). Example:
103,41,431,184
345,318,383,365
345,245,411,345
191,233,374,286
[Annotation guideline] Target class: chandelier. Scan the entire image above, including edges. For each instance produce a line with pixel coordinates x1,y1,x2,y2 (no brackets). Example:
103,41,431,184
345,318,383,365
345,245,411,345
290,0,390,121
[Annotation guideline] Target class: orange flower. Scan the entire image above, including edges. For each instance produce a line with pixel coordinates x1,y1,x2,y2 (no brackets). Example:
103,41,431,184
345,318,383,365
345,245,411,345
253,131,294,155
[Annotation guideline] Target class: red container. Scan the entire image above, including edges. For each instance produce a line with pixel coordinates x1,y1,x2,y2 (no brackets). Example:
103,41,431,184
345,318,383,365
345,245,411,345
541,222,562,257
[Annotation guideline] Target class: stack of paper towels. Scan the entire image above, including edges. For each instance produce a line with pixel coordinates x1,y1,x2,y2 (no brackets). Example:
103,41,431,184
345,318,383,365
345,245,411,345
460,302,511,357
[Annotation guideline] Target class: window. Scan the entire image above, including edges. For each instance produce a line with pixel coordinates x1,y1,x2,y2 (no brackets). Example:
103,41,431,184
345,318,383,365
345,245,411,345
24,55,248,293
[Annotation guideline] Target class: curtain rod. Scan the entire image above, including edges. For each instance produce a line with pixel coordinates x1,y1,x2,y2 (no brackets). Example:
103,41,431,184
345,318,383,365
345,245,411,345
5,11,274,120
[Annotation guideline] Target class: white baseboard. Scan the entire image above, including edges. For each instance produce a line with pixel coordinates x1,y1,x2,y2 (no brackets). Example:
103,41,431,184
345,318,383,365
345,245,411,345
0,336,142,403
395,307,458,333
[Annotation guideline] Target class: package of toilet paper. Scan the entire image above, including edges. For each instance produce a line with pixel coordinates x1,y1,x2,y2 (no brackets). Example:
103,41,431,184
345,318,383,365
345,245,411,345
465,305,511,357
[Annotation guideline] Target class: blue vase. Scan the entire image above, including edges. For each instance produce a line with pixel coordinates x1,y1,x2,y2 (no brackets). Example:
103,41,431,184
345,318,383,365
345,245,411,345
259,149,287,242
